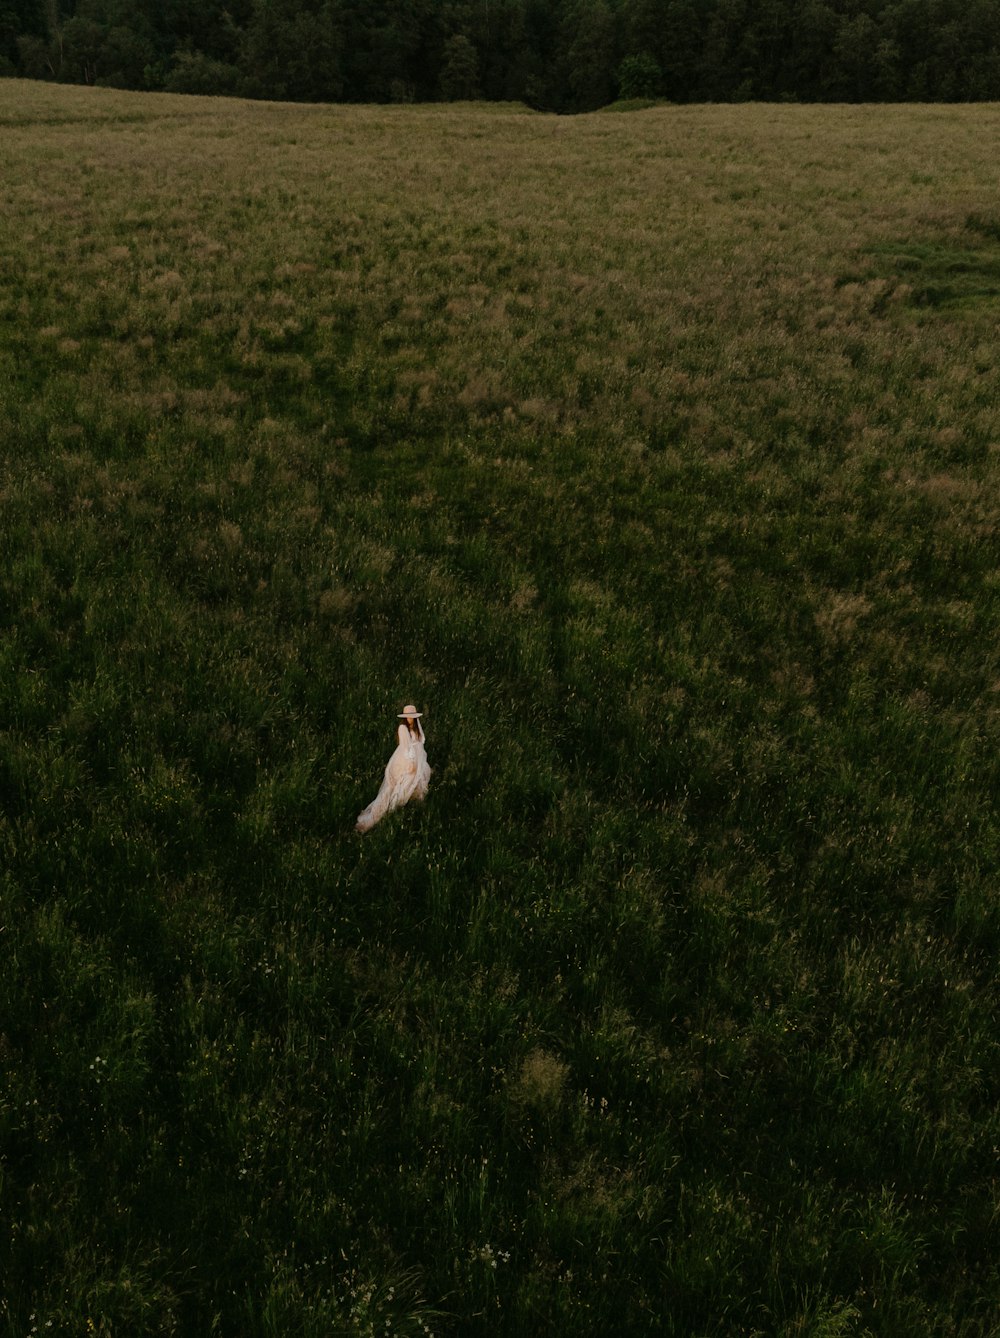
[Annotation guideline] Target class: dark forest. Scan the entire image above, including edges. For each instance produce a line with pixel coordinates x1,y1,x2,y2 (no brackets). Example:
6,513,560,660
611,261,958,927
3,0,1000,109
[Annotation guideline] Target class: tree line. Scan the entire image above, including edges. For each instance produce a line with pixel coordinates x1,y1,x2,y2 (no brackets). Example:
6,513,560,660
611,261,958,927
4,0,1000,110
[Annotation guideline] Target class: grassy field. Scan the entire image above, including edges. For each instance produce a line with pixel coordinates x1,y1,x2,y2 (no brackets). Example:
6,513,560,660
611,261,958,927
2,79,1000,1335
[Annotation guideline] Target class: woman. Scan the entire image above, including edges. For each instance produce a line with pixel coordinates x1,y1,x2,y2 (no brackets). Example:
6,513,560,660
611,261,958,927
355,704,431,833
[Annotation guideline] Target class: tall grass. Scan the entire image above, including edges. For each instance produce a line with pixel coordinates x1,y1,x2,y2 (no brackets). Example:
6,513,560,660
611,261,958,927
2,81,999,1334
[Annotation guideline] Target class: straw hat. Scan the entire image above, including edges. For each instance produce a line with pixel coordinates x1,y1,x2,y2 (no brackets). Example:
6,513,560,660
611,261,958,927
397,704,423,718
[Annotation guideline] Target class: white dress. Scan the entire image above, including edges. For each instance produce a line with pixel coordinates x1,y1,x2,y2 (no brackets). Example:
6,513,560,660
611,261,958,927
355,719,431,833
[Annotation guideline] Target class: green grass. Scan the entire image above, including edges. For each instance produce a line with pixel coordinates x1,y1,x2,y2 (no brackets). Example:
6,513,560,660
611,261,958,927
2,80,1000,1335
862,237,1000,310
598,97,661,112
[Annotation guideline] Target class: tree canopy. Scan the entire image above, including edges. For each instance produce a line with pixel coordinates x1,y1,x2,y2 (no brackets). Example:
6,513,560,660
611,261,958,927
5,0,1000,107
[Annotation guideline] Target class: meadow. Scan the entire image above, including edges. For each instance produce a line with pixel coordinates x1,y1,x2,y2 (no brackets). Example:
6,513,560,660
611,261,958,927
1,79,999,1335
